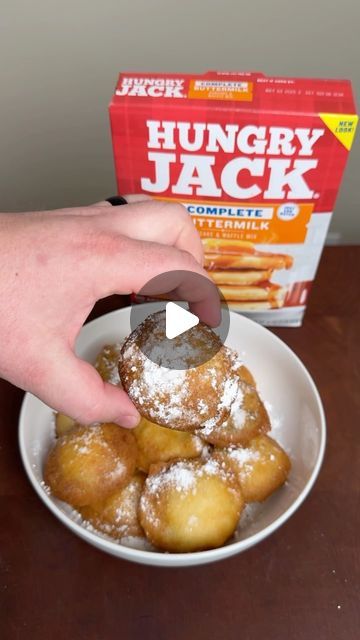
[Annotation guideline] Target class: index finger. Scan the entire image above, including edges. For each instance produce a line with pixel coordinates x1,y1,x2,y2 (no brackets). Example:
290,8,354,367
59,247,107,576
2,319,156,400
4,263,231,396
98,200,204,266
91,235,220,327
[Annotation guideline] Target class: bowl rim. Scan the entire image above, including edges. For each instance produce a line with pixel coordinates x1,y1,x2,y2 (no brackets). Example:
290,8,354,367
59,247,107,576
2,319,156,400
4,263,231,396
18,306,326,566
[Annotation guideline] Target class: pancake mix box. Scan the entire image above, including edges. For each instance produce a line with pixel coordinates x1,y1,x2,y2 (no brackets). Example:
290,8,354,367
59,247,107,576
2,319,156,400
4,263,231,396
109,71,358,326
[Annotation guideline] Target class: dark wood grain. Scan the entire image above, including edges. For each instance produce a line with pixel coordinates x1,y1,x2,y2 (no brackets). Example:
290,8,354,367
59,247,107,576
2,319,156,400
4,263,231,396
0,248,359,640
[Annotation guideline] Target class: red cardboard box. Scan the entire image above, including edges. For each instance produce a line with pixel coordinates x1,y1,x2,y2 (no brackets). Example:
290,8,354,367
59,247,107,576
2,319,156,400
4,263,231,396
109,71,357,326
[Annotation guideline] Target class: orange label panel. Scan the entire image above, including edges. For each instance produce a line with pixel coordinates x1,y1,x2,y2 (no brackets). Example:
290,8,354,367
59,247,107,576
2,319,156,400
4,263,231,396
155,197,313,244
188,80,253,102
192,205,312,243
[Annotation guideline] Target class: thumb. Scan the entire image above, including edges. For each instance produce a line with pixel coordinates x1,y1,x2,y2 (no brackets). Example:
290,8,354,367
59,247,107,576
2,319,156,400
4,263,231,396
35,348,140,428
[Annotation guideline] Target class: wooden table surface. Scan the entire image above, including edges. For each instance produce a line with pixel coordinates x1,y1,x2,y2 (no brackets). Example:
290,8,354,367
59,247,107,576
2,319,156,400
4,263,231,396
0,246,359,640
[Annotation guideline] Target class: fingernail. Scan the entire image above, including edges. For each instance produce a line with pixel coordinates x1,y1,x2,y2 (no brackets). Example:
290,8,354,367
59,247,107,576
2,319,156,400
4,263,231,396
119,414,140,428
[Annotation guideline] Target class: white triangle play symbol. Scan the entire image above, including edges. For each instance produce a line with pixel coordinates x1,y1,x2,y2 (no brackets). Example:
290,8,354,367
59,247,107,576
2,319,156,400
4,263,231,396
165,302,199,340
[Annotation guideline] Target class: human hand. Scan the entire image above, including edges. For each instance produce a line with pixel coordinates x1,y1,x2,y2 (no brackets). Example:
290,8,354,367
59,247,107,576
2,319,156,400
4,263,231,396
0,198,219,427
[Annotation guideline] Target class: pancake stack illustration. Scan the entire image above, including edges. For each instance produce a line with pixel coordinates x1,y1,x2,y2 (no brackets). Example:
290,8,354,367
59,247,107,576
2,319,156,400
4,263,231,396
203,239,293,311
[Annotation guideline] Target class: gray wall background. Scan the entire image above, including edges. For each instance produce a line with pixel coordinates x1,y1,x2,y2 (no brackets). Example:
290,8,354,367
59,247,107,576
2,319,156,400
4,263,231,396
0,0,359,241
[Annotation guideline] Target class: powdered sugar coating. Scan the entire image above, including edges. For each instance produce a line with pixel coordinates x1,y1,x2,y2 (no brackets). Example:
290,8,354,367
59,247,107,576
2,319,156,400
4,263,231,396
95,342,123,385
139,457,244,552
225,446,261,479
44,423,137,507
214,435,291,501
140,459,239,530
201,379,245,434
214,442,265,482
64,426,126,484
80,474,145,539
119,311,240,431
143,458,238,502
197,368,271,448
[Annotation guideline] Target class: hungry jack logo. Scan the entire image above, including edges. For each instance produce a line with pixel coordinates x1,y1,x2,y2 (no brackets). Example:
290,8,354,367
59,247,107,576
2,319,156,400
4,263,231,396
140,120,325,200
116,77,186,98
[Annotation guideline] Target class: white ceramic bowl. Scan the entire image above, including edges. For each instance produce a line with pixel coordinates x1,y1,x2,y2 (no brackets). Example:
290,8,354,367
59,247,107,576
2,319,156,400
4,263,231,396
19,306,326,567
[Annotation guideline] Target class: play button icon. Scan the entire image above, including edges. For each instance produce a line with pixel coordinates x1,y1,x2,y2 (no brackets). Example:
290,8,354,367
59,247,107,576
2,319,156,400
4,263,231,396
165,302,199,339
129,270,230,369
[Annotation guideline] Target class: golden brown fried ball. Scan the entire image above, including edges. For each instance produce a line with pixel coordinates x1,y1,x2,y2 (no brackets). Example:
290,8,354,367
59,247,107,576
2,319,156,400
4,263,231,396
119,311,239,431
197,381,270,448
214,435,291,502
134,417,207,473
80,473,145,539
236,364,256,387
95,343,122,384
44,423,137,507
54,413,77,437
227,348,257,388
139,458,244,552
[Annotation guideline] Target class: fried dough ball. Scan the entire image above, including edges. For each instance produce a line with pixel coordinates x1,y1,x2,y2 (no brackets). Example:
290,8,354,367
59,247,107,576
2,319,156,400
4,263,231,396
134,417,207,472
139,458,244,552
54,413,77,437
119,311,239,431
95,343,122,384
214,435,291,502
80,473,145,539
236,364,256,388
197,381,270,447
44,423,137,507
227,348,257,388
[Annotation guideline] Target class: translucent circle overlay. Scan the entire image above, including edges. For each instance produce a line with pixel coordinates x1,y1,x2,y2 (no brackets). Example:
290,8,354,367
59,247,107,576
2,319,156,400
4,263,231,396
130,270,230,369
